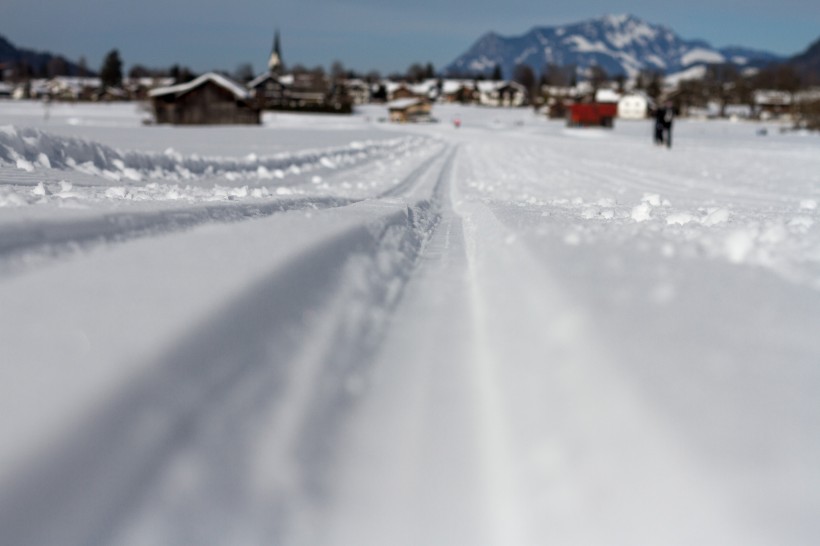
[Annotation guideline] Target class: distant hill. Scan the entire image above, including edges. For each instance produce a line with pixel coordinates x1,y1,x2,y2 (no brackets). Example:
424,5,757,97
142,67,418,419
445,14,784,80
789,36,820,84
0,34,91,77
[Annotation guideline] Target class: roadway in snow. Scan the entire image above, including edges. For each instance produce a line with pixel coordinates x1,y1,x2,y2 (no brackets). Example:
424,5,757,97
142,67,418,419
1,102,819,545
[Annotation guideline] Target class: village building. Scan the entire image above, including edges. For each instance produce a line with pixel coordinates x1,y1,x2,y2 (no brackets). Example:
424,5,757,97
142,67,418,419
541,85,579,119
477,81,528,107
437,79,527,107
387,97,433,123
754,90,792,119
249,31,352,113
149,72,260,125
594,88,622,104
386,82,418,102
617,91,652,119
343,79,371,105
125,77,175,101
410,79,441,101
250,72,351,113
441,80,479,104
41,77,100,101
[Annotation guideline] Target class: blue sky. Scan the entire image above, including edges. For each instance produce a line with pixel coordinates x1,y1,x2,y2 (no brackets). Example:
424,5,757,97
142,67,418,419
2,0,818,75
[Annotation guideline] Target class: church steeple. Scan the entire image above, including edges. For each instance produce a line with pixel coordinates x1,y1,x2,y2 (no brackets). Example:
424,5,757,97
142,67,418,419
268,29,283,75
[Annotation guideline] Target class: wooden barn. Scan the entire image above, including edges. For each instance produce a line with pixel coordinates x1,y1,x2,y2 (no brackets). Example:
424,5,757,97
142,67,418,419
149,73,260,125
387,98,432,123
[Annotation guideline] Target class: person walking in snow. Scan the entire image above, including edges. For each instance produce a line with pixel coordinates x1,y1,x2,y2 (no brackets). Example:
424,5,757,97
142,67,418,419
654,101,674,148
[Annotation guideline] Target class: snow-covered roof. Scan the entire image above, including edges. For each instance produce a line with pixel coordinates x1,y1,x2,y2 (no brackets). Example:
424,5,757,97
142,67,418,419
149,72,250,100
248,73,276,89
595,89,622,103
618,90,653,103
754,90,792,105
384,81,406,94
387,98,427,110
411,80,438,96
442,80,473,94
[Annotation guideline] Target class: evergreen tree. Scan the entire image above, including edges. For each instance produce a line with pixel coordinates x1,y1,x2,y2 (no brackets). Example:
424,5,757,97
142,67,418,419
492,64,503,81
100,49,123,88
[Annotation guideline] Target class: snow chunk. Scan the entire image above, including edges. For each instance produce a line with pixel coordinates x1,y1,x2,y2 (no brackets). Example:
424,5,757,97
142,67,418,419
16,158,35,172
701,208,731,226
31,182,47,197
642,193,661,207
631,203,652,222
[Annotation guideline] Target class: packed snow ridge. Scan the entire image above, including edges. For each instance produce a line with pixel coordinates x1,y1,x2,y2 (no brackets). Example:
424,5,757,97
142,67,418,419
0,125,428,184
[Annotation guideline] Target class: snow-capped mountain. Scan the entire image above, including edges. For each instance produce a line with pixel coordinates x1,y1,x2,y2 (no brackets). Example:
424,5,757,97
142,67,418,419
445,14,782,79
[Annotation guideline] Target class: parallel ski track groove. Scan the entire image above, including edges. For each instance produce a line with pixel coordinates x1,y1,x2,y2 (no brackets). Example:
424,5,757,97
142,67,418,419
0,143,459,546
0,143,449,276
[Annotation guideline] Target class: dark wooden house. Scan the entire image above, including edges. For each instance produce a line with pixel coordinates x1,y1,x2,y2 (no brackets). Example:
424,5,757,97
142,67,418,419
149,73,260,125
249,72,352,114
388,98,433,123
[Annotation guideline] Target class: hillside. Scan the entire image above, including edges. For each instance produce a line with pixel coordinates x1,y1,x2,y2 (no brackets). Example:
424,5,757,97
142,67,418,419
0,34,90,77
790,36,820,84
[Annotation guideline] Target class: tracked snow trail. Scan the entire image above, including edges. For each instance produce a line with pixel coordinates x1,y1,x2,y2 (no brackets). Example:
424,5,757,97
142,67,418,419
312,135,768,545
0,133,451,545
1,104,820,545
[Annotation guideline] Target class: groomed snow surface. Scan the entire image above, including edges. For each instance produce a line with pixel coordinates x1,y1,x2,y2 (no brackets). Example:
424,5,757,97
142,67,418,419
1,101,819,546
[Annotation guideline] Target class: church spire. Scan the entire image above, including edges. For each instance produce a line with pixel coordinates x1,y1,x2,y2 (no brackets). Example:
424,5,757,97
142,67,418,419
268,29,282,75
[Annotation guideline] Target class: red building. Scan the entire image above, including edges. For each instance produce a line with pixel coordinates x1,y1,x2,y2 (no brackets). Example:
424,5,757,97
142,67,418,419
567,103,617,128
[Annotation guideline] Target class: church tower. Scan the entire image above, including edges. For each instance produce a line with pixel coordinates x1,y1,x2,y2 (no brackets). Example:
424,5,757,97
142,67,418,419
268,30,283,75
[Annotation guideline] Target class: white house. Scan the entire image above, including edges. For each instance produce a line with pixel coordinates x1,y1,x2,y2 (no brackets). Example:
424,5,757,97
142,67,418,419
477,81,527,107
618,92,652,119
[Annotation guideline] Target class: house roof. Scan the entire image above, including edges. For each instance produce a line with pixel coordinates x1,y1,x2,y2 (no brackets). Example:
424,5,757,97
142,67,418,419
149,72,250,100
442,80,474,94
595,89,622,103
387,98,427,110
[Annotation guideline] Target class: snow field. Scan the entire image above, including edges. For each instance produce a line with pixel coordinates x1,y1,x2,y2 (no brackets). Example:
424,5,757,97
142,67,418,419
1,101,819,545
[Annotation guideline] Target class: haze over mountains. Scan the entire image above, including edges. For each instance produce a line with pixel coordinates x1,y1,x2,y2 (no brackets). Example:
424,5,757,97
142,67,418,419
445,14,786,79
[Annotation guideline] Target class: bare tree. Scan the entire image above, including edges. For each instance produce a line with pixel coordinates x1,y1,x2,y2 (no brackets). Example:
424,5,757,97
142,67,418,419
330,60,346,82
513,64,536,96
589,64,609,93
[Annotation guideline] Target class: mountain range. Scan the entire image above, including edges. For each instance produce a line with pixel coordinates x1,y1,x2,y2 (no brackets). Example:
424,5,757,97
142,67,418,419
445,14,786,79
